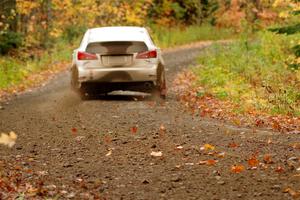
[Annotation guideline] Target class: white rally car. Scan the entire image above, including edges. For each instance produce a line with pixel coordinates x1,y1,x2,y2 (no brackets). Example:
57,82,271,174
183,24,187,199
71,26,166,99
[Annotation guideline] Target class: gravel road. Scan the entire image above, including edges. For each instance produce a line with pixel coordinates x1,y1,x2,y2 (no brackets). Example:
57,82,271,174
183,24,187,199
0,42,299,200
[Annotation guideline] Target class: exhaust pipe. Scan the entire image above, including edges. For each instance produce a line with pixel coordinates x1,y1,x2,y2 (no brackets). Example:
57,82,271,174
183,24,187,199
144,82,152,89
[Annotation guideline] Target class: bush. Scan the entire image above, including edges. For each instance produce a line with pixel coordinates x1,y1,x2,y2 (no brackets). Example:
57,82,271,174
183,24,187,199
0,31,23,55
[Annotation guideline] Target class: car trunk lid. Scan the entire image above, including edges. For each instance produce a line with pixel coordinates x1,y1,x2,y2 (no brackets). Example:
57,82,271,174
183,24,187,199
85,41,148,68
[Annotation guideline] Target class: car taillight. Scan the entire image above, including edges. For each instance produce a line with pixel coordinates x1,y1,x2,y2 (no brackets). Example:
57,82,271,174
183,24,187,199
77,51,97,60
136,50,157,59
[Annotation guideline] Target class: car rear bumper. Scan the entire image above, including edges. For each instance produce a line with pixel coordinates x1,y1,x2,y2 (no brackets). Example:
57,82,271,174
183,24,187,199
77,66,157,83
80,81,155,93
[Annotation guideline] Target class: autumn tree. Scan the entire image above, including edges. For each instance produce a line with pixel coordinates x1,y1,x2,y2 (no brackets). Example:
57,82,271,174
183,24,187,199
0,0,22,54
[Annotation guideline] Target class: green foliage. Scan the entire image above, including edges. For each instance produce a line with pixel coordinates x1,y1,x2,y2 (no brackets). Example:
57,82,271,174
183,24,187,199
62,25,86,42
269,23,300,35
193,31,300,116
292,44,300,57
0,31,23,55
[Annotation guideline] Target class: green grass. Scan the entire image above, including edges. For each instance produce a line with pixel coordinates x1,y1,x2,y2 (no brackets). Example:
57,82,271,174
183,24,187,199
193,31,300,116
0,40,72,89
151,24,234,48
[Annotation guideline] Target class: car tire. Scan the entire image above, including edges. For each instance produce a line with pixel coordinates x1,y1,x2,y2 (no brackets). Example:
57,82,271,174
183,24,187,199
71,67,90,100
153,66,167,99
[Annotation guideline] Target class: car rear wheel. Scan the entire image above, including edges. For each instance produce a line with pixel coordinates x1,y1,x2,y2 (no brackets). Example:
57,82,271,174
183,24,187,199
71,67,90,100
153,67,167,99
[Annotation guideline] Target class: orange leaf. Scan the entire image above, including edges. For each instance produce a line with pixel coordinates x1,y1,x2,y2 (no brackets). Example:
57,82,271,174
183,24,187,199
263,154,273,164
198,159,217,166
203,144,215,151
255,119,264,127
284,188,300,198
275,166,284,173
130,126,138,134
103,135,112,144
248,156,259,167
71,128,77,134
206,159,217,166
231,164,245,173
272,121,281,130
228,142,239,148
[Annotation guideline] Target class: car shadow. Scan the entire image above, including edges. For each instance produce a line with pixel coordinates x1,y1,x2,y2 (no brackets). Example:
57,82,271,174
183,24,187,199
83,91,154,101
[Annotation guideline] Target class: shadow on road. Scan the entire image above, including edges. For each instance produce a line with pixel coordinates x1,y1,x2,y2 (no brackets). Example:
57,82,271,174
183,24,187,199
82,91,154,102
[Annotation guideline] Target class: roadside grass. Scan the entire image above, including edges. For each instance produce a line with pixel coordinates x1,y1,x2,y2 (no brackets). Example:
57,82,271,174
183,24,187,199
0,40,72,90
152,24,234,48
0,25,234,92
193,31,300,116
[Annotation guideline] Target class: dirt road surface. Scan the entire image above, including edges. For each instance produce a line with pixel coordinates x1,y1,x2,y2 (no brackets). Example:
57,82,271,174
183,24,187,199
0,42,299,200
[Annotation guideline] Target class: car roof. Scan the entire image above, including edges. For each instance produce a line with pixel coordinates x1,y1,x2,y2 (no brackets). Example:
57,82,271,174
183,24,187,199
88,26,150,43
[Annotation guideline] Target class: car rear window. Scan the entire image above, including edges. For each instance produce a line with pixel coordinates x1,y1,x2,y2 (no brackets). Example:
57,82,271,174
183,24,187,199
86,41,148,54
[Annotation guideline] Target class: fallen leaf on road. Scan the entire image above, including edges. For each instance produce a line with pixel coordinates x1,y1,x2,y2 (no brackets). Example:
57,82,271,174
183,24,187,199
201,144,215,151
103,135,112,144
206,159,217,166
176,146,183,150
185,163,194,166
255,119,265,127
272,121,281,131
130,126,138,134
233,118,241,126
267,138,272,144
75,136,85,142
198,160,207,165
291,143,300,149
27,187,38,197
105,149,112,157
37,171,48,176
231,165,245,173
0,131,17,148
14,165,22,170
198,159,218,166
217,152,226,158
275,166,285,173
248,156,259,167
159,124,166,134
150,151,163,157
263,154,273,164
71,128,77,134
293,174,300,177
283,188,300,199
228,142,239,148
